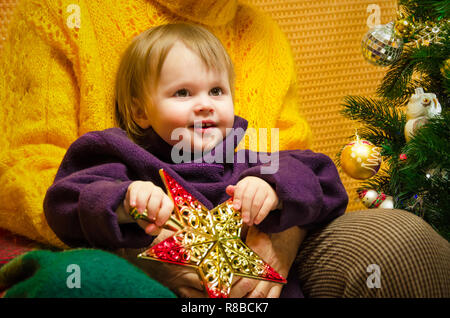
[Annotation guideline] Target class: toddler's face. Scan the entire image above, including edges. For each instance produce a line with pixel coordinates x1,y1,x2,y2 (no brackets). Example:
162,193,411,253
140,41,234,154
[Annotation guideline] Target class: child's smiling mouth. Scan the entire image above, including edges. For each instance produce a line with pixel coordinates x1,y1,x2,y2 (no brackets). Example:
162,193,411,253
189,120,218,134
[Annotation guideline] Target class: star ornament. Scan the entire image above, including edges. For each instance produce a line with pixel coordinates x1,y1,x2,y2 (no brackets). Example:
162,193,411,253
137,169,287,298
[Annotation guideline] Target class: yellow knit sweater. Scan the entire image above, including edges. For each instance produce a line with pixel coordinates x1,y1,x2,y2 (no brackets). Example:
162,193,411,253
0,0,311,247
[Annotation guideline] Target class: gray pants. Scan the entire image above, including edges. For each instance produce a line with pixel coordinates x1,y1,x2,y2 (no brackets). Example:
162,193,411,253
297,209,450,297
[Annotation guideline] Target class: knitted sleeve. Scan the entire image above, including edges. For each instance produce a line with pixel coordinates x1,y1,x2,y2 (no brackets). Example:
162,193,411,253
270,22,312,151
275,61,313,151
233,5,312,152
0,0,79,248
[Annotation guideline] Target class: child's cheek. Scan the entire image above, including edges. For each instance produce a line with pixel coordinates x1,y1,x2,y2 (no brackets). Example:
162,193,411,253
171,108,191,128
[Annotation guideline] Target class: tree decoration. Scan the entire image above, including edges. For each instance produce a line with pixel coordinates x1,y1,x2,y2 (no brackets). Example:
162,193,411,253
394,18,416,38
413,20,448,47
361,22,404,66
404,87,442,142
358,189,394,209
340,133,382,180
137,169,286,298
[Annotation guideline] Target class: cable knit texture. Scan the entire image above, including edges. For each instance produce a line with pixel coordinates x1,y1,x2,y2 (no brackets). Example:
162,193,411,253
0,0,311,247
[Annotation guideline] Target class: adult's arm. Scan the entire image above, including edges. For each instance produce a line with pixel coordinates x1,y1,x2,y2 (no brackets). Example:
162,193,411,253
0,1,81,247
234,5,312,151
275,63,313,151
271,25,312,151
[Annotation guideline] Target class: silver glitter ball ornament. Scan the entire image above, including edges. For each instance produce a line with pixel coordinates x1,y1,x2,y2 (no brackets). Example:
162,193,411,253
361,22,403,66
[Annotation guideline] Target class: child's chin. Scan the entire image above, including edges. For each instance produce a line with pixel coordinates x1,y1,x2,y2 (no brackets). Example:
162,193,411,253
191,137,221,153
192,143,216,154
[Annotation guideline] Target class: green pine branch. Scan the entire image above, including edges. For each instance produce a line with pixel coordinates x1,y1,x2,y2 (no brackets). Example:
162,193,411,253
402,112,450,170
340,96,406,145
378,32,450,105
399,0,449,20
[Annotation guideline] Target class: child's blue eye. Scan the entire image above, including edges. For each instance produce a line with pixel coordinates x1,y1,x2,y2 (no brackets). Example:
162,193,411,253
174,89,190,97
210,87,223,96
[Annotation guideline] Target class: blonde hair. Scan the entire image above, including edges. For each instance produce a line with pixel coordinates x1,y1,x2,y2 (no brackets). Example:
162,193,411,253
114,23,235,143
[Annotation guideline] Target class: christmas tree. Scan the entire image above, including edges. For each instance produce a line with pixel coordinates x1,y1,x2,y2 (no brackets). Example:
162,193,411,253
338,0,449,240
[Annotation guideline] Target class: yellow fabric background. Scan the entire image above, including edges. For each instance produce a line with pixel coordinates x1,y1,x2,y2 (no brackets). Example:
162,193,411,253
0,0,397,213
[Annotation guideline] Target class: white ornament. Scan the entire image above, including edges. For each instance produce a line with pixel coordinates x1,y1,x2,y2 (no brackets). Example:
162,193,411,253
360,189,379,207
404,87,442,142
379,196,394,209
359,189,394,209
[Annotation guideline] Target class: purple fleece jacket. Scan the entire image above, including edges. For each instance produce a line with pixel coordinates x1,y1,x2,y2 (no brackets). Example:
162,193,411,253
44,115,348,297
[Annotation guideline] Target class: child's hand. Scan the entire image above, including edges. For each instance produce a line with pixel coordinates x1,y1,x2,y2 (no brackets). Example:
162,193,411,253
124,181,174,235
226,176,279,226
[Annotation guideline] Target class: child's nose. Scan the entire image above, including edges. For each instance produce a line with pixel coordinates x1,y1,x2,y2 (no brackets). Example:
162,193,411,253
193,97,214,114
194,104,214,114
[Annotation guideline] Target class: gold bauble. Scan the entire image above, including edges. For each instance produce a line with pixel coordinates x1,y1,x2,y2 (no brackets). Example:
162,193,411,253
340,139,382,180
394,19,414,38
441,58,450,79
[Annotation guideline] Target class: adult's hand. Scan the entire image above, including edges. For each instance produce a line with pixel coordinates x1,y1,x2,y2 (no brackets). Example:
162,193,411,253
230,226,306,298
136,228,207,298
144,260,207,298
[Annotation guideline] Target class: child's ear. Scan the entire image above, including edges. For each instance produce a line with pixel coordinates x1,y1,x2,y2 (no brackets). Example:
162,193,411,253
131,98,151,129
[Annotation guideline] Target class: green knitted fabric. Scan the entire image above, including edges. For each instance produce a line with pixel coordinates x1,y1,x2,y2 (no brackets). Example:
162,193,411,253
0,249,176,298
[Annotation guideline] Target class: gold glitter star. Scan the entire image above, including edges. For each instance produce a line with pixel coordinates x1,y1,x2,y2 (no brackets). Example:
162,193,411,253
137,169,287,298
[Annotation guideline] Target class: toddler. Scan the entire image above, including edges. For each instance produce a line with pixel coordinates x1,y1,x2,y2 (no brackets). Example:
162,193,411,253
44,23,348,296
